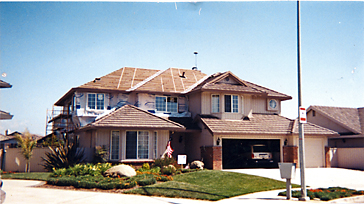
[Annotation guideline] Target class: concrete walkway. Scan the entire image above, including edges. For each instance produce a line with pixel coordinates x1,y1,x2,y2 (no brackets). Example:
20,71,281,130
2,168,364,204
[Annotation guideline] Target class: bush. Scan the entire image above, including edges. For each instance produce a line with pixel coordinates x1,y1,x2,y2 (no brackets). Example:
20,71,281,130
153,157,176,168
279,187,364,201
161,165,176,175
42,136,85,171
50,163,112,177
142,163,150,170
137,177,157,186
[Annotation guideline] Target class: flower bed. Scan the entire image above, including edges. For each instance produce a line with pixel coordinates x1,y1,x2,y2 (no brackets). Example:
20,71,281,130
279,187,364,201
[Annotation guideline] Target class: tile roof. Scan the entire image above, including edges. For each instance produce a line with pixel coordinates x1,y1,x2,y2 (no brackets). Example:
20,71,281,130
0,80,12,88
308,105,362,134
200,114,338,136
189,71,292,100
0,110,13,120
83,105,185,130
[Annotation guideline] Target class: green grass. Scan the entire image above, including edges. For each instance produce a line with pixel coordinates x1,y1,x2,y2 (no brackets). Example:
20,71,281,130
1,172,51,181
126,170,297,201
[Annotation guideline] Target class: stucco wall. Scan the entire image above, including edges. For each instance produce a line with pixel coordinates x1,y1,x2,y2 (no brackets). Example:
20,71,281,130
330,147,364,170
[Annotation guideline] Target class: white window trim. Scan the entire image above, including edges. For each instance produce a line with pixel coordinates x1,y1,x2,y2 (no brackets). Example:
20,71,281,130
86,93,105,110
211,94,220,113
224,94,239,113
110,130,120,160
155,96,178,113
126,130,150,159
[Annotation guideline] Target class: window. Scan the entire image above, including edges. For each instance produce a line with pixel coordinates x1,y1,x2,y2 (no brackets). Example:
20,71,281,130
241,96,244,114
211,95,220,113
151,132,157,159
126,131,149,159
156,96,178,113
224,95,238,113
87,93,104,110
110,131,120,160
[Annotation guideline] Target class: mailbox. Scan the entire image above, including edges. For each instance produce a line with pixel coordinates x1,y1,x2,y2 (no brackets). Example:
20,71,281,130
279,163,296,179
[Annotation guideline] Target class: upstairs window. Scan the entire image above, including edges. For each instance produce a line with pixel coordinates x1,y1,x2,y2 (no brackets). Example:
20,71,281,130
156,96,178,113
211,95,220,113
224,95,238,113
87,93,104,110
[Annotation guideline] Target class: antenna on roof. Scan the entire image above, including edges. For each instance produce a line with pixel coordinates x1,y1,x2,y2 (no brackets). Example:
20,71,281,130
192,51,198,70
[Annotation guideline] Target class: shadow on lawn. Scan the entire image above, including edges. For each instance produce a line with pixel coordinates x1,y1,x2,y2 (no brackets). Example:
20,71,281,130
138,186,230,200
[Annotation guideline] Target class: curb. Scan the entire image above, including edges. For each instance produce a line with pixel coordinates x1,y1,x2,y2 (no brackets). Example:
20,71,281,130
329,195,364,203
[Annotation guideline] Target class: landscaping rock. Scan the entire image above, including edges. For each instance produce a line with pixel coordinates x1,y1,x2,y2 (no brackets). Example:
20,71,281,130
103,164,136,178
190,160,204,169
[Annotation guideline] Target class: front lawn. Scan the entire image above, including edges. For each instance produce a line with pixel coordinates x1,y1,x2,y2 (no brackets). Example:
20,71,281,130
1,172,51,181
126,170,295,201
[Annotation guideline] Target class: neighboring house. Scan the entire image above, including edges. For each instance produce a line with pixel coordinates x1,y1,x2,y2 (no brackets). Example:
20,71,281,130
0,80,13,120
48,67,337,169
307,106,364,148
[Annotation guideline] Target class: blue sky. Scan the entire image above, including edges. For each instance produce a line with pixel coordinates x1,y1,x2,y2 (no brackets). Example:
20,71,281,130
0,2,363,136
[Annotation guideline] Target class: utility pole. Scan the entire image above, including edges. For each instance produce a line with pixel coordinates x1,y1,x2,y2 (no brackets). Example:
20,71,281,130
297,1,309,201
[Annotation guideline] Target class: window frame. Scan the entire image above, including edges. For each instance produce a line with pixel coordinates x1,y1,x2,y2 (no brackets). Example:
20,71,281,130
126,130,151,159
211,94,220,113
87,93,105,110
224,94,239,113
110,130,120,160
155,96,178,113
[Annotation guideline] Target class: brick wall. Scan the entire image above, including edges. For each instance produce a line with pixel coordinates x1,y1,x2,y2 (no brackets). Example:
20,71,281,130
201,146,222,170
283,146,298,166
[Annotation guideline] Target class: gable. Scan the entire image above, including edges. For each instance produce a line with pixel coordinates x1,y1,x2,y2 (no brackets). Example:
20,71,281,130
308,106,361,134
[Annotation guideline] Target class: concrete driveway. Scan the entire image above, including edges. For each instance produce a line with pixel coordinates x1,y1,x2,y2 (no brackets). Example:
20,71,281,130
224,168,364,190
2,168,364,204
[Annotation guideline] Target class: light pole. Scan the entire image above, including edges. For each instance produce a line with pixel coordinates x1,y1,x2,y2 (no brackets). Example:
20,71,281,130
297,1,309,201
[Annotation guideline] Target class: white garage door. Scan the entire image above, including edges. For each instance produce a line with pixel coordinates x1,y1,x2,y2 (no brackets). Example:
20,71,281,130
305,138,324,168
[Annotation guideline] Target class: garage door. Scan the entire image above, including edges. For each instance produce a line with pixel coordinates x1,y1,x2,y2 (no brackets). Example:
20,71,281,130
222,139,280,169
305,138,324,168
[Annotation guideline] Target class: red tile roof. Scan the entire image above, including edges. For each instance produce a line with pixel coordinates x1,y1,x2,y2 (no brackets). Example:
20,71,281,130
200,114,338,135
308,105,362,134
82,105,185,130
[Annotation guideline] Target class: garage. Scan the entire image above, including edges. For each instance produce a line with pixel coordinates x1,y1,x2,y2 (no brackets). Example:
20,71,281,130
305,138,324,168
222,139,281,169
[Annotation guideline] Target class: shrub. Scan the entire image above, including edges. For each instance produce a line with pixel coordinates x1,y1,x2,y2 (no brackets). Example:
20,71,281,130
137,177,157,186
161,165,176,175
42,136,85,171
153,157,176,168
142,163,150,170
93,146,109,163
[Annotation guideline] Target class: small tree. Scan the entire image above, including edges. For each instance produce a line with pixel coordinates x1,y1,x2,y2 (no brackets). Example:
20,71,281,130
15,129,37,172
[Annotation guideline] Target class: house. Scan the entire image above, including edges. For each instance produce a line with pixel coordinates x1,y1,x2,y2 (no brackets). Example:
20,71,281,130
0,80,13,120
307,106,364,148
306,106,364,170
48,67,337,169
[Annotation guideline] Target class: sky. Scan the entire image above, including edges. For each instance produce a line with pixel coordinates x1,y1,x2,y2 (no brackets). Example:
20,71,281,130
0,1,363,136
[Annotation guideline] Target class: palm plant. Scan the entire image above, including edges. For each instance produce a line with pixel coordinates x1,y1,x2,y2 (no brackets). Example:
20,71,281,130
15,130,37,172
42,135,85,171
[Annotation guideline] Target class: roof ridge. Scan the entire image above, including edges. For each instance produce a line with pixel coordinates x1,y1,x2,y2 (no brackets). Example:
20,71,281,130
126,69,164,92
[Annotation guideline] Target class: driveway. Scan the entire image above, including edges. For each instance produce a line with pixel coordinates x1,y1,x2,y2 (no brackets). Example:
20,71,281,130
2,168,364,204
224,168,364,190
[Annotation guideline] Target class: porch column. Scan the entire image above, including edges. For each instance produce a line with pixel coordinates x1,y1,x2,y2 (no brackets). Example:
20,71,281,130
283,146,298,167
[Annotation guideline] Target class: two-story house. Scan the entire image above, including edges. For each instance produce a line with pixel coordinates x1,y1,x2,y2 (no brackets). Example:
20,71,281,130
49,67,337,170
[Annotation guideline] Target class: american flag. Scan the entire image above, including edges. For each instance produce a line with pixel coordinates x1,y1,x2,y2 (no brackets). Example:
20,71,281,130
166,141,174,158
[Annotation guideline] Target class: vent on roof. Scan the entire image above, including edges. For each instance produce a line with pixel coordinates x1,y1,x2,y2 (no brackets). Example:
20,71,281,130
243,116,250,121
179,72,186,78
93,78,101,83
192,51,198,70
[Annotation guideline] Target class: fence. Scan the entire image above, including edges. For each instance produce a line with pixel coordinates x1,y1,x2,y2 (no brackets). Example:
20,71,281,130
330,147,364,170
1,147,93,172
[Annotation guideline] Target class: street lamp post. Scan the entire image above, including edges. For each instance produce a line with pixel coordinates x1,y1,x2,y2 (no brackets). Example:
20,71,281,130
297,1,309,201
